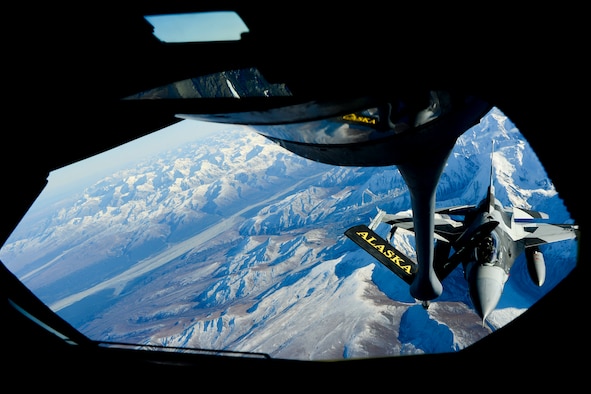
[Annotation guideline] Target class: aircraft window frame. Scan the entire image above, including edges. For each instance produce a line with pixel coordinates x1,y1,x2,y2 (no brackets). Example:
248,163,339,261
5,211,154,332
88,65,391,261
0,107,579,361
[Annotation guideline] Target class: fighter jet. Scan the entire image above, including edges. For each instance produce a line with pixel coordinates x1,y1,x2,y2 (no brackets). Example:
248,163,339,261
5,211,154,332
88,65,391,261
182,88,578,322
345,162,579,323
182,90,494,308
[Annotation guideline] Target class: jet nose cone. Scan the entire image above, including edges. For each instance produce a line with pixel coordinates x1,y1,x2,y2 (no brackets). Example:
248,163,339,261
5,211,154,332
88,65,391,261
469,265,507,323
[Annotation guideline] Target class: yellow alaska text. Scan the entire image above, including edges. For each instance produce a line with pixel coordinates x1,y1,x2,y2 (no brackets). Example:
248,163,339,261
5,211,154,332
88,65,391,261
342,113,378,125
355,231,413,274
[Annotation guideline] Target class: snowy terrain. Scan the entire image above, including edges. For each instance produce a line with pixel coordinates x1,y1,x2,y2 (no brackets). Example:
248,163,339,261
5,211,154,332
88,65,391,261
0,107,578,360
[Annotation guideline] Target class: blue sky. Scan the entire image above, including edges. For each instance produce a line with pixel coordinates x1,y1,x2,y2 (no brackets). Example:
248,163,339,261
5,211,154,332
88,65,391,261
144,11,249,42
44,120,230,198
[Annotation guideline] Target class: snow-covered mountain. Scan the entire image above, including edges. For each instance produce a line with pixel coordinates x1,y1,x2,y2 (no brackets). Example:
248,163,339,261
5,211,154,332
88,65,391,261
0,107,578,360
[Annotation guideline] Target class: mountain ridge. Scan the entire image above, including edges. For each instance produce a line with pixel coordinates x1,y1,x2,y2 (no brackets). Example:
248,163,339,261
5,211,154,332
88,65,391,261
0,107,577,360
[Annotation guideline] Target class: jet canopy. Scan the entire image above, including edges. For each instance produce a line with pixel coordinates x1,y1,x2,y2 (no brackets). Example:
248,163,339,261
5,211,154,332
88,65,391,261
474,232,499,266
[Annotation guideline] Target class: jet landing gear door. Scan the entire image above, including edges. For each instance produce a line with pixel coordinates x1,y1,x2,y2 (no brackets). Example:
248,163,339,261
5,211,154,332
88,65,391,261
345,224,417,285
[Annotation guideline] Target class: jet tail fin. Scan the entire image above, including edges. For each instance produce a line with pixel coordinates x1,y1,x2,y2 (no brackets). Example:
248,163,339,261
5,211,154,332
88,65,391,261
345,224,417,285
368,208,386,230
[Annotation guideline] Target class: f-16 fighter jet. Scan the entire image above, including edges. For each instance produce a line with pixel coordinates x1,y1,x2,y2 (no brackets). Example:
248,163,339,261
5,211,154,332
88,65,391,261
345,166,579,323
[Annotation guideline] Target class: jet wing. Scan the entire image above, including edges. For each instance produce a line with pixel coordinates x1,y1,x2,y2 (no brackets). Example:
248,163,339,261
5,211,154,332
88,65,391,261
512,206,550,221
380,212,465,242
521,223,579,247
434,204,477,216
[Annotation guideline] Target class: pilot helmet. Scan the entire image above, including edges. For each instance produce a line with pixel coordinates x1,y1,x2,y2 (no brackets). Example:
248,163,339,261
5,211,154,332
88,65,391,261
476,233,498,264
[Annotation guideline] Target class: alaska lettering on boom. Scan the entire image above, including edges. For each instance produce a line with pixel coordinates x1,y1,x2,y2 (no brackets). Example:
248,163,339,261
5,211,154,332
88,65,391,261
355,231,413,274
